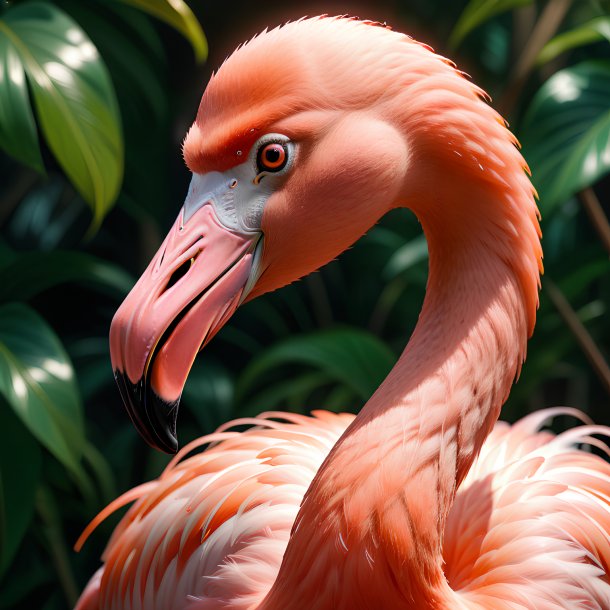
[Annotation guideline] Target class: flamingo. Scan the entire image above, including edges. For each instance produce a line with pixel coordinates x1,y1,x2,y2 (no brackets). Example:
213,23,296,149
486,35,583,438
75,16,610,609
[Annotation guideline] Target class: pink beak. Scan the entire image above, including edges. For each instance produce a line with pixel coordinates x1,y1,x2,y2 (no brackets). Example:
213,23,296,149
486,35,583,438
110,203,258,453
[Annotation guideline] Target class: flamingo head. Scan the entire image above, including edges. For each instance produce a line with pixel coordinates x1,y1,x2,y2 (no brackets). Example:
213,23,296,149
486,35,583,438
109,17,540,452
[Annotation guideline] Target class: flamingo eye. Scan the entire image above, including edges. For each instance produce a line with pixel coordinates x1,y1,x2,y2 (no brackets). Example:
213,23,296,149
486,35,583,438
257,142,288,173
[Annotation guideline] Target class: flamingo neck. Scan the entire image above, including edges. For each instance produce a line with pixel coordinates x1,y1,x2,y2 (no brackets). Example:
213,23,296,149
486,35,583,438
260,182,534,609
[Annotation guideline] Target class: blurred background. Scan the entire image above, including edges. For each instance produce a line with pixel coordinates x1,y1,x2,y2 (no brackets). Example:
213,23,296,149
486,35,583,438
0,0,609,607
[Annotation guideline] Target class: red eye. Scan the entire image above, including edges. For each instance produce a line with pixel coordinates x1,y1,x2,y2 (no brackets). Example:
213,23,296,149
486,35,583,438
257,142,288,172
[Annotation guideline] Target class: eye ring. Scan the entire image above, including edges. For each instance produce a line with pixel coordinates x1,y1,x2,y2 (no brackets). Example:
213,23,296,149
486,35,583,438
257,142,288,173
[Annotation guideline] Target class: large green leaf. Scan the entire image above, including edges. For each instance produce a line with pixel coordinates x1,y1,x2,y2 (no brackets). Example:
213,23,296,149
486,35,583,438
538,17,610,66
0,405,41,577
0,250,133,303
0,303,90,493
115,0,207,62
450,0,532,48
0,1,123,227
59,0,168,123
0,38,42,172
239,371,336,417
238,328,396,403
520,61,610,213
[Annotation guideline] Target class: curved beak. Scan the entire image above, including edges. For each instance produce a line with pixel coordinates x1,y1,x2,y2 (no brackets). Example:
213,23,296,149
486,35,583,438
110,182,261,453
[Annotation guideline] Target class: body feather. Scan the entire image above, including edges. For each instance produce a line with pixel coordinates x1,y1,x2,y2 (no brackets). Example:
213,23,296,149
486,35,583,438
78,409,610,609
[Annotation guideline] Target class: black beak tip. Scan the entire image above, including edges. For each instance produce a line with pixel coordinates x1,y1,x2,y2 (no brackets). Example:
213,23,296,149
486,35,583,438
114,369,179,454
148,391,179,454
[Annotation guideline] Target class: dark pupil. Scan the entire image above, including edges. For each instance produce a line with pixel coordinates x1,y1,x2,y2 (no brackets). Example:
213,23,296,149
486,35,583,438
265,147,281,164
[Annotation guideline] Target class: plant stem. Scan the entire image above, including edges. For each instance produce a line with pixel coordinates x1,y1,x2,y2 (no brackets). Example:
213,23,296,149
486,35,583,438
513,0,573,82
499,0,573,115
578,187,610,257
512,4,537,59
36,487,79,607
545,279,610,397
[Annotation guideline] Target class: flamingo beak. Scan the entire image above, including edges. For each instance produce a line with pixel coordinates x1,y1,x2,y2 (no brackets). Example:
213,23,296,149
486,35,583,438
110,175,263,453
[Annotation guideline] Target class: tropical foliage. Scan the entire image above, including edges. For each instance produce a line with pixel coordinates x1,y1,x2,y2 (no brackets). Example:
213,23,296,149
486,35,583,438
0,0,608,607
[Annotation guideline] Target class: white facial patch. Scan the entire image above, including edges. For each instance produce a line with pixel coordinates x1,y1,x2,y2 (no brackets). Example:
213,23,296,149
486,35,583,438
182,163,273,233
181,134,294,234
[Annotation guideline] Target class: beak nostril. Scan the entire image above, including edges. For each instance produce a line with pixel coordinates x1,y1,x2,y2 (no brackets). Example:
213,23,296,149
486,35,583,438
163,256,196,294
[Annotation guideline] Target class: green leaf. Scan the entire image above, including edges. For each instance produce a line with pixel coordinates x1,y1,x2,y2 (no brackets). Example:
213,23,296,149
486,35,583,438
69,337,112,403
0,405,41,577
558,258,610,301
450,0,533,48
538,17,610,66
520,60,610,213
81,441,116,506
0,38,43,171
0,250,133,303
383,234,428,279
0,303,90,495
238,328,396,403
59,0,168,123
0,1,123,228
0,559,53,608
240,371,334,416
4,176,87,251
182,360,235,432
323,383,356,413
114,0,207,62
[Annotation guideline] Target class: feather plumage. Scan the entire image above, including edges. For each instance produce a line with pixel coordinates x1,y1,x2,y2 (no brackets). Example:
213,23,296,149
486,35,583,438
78,410,610,609
76,16,610,610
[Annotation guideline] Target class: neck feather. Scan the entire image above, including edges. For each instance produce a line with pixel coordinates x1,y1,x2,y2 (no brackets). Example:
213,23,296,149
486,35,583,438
260,161,540,608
